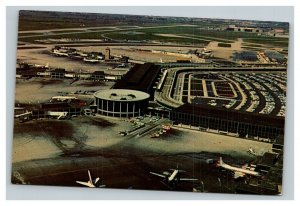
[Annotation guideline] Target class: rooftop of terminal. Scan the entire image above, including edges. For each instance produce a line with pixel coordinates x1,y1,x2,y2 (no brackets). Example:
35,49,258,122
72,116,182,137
94,89,150,102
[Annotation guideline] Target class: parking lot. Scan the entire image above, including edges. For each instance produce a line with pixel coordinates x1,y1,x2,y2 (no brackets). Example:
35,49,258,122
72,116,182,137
171,71,286,117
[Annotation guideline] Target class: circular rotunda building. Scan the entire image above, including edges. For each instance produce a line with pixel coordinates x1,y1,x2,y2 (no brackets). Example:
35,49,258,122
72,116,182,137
94,89,150,118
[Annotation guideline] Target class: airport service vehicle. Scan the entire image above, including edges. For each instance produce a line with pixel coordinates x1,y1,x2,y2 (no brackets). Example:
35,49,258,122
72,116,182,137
76,170,106,188
216,157,260,179
33,63,49,68
150,164,198,187
51,96,77,101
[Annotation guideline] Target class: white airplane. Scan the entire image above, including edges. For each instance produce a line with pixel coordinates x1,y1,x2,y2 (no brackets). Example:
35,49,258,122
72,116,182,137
150,164,198,186
216,157,260,179
76,170,106,188
52,49,69,57
46,111,68,120
83,58,100,63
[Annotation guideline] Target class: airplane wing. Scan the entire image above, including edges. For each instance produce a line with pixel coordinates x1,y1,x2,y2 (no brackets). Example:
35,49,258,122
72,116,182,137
150,172,166,178
179,178,198,182
88,170,93,183
94,177,100,184
76,181,95,188
233,172,245,179
170,169,186,173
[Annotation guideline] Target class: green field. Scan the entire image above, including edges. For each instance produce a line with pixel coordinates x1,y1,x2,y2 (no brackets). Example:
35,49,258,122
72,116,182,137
104,31,210,45
135,26,259,40
18,32,43,37
51,30,84,33
102,25,250,44
18,25,289,48
18,31,107,43
18,30,84,37
243,37,289,48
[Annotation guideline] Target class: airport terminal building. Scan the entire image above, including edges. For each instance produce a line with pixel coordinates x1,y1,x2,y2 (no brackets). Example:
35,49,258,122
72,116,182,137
94,89,150,117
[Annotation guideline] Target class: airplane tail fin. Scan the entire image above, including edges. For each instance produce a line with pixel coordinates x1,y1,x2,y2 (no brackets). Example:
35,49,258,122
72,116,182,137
216,157,224,167
88,170,92,183
219,157,223,165
95,177,100,184
173,163,185,172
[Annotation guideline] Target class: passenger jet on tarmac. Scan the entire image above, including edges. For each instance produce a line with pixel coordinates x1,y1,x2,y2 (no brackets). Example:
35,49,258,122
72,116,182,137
150,164,198,188
76,170,106,188
216,157,260,179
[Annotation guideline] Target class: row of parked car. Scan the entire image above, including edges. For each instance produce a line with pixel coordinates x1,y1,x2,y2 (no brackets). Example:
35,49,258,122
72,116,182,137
231,73,260,112
228,72,286,116
256,73,286,117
